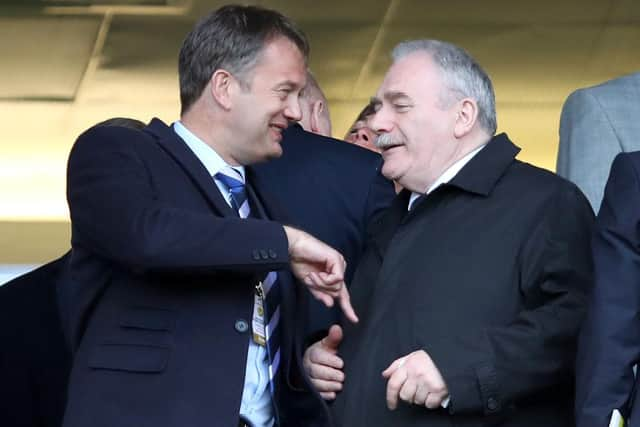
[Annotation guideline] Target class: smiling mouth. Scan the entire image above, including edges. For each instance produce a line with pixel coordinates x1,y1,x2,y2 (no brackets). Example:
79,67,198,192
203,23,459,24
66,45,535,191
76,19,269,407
381,143,404,152
269,123,286,132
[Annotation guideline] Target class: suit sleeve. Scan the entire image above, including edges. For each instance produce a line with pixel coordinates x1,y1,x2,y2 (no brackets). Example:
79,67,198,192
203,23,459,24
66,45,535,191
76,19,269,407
67,126,289,274
427,182,594,416
557,88,623,211
575,153,640,427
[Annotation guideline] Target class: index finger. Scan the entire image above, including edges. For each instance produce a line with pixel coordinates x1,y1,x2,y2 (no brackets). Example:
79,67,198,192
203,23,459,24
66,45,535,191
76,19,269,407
339,286,359,323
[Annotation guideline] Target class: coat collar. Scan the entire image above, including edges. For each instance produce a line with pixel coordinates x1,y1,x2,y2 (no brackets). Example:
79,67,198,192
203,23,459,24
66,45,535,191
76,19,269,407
145,118,237,218
447,132,520,197
370,133,520,256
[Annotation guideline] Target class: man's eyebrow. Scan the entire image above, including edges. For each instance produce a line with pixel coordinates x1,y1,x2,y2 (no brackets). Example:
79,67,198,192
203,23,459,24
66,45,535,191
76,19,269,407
384,91,411,102
369,97,382,109
275,80,303,89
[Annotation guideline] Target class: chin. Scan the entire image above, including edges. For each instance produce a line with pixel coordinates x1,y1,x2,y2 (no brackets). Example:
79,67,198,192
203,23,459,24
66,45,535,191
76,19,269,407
381,167,398,182
265,144,283,159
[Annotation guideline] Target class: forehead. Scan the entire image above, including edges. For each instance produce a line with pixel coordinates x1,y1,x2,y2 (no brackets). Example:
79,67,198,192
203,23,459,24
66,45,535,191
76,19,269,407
252,36,306,85
377,52,440,98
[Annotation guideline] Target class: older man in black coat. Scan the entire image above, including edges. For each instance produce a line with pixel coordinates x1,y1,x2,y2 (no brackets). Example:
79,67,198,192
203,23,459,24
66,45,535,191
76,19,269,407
304,39,593,427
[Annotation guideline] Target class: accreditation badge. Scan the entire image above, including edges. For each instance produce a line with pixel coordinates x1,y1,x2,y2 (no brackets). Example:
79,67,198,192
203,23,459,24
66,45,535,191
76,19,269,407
252,282,266,346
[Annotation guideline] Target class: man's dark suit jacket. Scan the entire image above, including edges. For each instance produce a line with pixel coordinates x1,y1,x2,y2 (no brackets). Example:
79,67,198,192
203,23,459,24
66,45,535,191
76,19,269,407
253,124,395,336
0,254,71,427
334,133,594,427
58,118,328,427
576,151,640,427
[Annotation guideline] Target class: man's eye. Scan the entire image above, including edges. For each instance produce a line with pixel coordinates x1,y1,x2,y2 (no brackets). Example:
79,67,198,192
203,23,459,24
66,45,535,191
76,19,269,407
394,104,410,111
278,88,293,97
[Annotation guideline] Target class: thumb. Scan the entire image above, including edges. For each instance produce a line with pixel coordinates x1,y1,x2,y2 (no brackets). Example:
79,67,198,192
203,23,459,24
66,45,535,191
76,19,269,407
321,324,343,351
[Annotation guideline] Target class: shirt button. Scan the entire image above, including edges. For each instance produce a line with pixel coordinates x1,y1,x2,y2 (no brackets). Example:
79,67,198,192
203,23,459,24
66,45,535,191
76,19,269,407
260,249,269,260
268,249,277,259
234,319,249,333
487,397,498,411
252,250,261,261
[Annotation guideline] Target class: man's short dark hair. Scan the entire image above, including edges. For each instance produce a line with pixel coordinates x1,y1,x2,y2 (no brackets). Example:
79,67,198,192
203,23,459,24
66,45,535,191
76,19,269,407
95,117,146,130
355,102,376,123
178,5,309,115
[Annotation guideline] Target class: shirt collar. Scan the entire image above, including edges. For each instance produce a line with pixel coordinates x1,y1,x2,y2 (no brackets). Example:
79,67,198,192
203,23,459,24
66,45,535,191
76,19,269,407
172,120,245,181
409,143,486,210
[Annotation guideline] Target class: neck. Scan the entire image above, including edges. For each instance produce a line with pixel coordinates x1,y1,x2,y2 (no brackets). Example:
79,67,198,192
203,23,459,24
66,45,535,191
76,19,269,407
405,131,491,193
181,105,240,166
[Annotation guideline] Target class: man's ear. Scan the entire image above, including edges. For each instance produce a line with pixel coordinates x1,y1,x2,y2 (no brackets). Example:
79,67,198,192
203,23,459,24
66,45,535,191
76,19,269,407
453,98,478,138
310,100,324,133
209,69,234,110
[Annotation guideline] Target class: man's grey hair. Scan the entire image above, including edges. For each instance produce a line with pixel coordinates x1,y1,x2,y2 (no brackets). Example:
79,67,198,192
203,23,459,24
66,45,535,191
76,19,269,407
302,71,326,102
392,39,497,135
302,70,329,115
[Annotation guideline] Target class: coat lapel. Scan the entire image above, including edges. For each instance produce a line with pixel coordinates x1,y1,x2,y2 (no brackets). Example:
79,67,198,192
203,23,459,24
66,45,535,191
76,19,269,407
145,118,236,218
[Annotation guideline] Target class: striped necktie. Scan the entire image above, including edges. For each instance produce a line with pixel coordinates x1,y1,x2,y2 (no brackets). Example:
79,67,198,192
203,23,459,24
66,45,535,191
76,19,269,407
215,167,250,218
214,167,282,396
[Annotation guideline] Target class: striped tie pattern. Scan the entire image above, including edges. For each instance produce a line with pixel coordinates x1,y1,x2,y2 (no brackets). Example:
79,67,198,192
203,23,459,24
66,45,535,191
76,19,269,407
261,270,282,395
215,168,250,218
215,167,282,395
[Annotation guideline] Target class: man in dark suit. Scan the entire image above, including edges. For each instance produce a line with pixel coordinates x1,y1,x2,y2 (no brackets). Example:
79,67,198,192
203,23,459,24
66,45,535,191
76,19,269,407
575,152,640,427
59,6,357,427
253,123,395,337
304,39,594,426
0,127,392,427
1,87,392,427
0,254,70,427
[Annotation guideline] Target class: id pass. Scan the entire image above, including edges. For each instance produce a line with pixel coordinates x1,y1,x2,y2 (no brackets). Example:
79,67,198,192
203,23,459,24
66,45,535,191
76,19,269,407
252,282,266,346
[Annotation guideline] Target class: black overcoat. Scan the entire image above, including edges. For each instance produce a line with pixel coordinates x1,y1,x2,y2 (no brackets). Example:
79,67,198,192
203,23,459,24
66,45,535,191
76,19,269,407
334,133,594,427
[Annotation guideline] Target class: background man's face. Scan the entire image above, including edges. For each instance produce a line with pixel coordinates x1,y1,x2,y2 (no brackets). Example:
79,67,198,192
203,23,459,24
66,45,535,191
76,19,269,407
345,119,379,152
370,52,459,192
229,36,306,165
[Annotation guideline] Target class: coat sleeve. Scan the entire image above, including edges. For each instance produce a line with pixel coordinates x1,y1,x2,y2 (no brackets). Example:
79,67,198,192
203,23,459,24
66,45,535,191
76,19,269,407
575,153,640,427
427,182,594,416
557,87,623,211
66,125,290,275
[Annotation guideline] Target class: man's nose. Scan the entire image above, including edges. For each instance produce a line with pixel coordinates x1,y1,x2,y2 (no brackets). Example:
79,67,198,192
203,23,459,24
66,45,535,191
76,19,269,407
284,98,302,122
356,128,371,143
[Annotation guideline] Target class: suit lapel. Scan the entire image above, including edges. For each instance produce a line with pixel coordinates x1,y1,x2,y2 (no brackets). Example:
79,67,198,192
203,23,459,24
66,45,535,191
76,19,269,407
146,118,236,218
